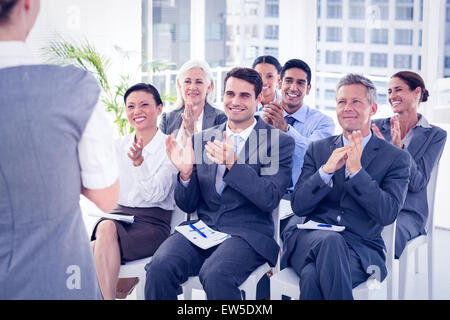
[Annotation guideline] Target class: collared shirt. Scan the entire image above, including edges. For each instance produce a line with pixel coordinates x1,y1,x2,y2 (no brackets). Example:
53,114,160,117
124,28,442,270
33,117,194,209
319,132,372,185
117,130,178,210
402,113,431,148
275,104,335,190
0,41,118,189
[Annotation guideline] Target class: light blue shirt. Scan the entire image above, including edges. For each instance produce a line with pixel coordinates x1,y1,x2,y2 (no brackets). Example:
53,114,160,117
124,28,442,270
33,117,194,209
319,131,372,185
257,103,335,190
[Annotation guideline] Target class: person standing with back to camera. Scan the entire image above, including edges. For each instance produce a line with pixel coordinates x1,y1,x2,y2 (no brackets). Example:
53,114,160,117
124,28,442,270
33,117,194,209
0,0,119,299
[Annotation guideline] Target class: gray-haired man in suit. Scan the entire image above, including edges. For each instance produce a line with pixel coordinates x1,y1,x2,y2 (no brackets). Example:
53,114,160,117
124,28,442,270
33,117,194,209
281,74,410,300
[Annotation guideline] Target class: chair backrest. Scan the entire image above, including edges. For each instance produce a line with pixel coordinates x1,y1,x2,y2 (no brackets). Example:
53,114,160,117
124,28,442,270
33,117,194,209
425,158,441,236
380,220,396,278
170,206,189,233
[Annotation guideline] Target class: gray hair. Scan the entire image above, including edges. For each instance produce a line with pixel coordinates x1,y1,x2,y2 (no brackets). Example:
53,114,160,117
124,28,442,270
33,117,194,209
175,59,215,110
336,73,377,105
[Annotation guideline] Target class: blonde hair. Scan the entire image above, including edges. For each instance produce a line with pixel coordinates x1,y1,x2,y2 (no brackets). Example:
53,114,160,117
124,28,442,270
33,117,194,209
174,59,215,110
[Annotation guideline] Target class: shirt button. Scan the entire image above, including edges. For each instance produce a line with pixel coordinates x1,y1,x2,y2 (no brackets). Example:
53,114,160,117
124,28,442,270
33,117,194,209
337,215,341,223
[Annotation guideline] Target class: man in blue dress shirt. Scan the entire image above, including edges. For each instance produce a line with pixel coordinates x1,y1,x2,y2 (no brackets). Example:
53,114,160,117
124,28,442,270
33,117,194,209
258,59,335,195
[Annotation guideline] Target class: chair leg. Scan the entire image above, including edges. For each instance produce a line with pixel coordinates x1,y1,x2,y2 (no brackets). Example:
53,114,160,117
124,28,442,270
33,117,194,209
428,241,433,300
135,275,146,300
183,287,193,300
398,253,409,300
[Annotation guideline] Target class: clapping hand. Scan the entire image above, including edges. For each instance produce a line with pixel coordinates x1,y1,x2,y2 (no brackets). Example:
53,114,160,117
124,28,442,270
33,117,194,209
166,134,194,181
127,136,144,167
262,101,288,132
205,131,237,170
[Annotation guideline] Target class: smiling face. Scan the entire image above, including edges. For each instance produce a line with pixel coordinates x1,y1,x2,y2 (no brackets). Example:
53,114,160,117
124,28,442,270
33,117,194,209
336,84,377,137
177,67,213,110
388,76,421,114
223,76,261,131
125,90,162,131
254,62,279,102
279,68,311,114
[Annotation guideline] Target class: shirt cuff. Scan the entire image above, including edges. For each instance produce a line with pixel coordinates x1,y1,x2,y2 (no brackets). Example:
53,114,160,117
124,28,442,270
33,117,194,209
319,166,334,186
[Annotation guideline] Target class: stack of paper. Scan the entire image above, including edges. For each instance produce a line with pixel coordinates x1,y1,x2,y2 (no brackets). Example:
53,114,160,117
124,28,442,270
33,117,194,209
175,220,231,249
88,211,135,224
297,220,345,232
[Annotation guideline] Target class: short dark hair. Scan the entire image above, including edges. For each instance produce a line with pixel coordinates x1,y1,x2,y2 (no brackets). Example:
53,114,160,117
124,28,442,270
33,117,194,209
223,67,263,98
280,59,312,85
252,55,282,73
123,83,163,106
392,71,429,103
0,0,18,24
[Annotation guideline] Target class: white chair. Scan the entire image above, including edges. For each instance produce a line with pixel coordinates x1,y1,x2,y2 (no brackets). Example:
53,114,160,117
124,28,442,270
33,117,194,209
397,158,441,300
117,206,187,300
181,206,280,300
270,221,396,300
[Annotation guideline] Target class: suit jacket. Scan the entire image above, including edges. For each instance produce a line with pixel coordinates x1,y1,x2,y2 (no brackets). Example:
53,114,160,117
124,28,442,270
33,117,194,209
174,117,295,266
372,118,447,240
281,133,410,281
159,102,227,136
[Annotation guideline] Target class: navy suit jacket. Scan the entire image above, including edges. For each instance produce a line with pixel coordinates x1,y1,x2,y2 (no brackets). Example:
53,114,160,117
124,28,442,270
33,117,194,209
372,118,447,248
174,117,295,267
159,102,227,136
281,132,410,281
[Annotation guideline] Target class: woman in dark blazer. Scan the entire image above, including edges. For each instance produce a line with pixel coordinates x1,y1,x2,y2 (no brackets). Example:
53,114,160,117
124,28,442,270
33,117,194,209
159,59,227,144
372,71,447,258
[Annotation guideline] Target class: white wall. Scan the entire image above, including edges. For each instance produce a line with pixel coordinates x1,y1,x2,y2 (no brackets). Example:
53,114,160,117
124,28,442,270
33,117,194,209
27,0,142,87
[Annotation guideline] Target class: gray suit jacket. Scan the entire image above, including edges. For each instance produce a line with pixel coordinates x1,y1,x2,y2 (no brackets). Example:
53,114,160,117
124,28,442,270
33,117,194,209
175,117,295,267
281,133,410,281
0,65,102,299
159,102,227,136
372,117,447,256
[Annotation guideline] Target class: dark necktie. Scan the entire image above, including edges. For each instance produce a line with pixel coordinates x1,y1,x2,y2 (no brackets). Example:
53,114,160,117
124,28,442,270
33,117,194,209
285,115,296,127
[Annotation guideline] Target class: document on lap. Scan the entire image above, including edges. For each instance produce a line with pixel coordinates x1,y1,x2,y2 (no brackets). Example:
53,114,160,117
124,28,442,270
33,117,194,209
88,211,135,224
279,199,294,220
297,220,345,232
175,220,231,249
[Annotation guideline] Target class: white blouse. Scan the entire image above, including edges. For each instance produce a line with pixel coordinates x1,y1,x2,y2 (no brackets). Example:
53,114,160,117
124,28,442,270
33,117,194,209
117,129,178,210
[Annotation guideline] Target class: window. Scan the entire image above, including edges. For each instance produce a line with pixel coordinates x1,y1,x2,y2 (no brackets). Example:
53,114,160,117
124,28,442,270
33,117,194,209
349,0,365,20
348,27,365,43
264,46,278,57
245,1,259,16
370,53,388,67
371,28,388,44
371,0,389,20
326,50,342,64
265,0,279,18
318,0,321,18
245,24,259,39
265,25,279,40
325,89,336,100
378,94,387,105
445,56,450,69
394,54,412,69
347,51,364,66
246,45,259,60
395,0,414,21
395,29,413,45
317,26,321,41
327,0,342,19
326,27,342,42
206,23,223,41
419,29,422,46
